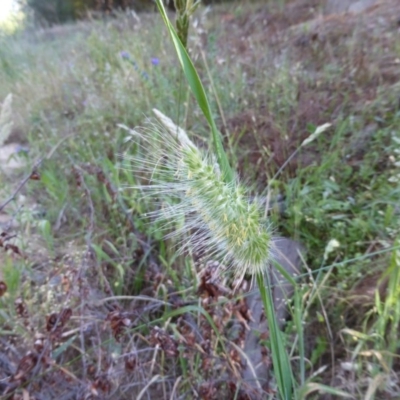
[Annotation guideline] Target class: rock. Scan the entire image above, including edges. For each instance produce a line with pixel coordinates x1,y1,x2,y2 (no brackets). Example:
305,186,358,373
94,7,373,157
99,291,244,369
0,212,19,229
324,0,379,15
0,143,28,172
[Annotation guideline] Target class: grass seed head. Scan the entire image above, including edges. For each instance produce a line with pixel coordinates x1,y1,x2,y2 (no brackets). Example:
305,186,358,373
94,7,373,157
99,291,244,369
125,110,272,280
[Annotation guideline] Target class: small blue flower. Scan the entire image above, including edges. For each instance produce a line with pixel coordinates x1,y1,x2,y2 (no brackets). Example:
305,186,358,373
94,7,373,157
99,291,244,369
14,145,29,154
151,57,160,66
120,51,130,59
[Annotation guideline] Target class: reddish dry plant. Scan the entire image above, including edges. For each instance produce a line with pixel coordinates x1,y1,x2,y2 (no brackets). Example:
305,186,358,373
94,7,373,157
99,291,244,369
0,280,7,296
0,232,22,257
6,352,53,397
199,381,218,400
198,262,230,299
150,327,179,357
106,309,131,341
61,274,72,294
94,168,117,202
4,308,74,393
176,319,197,348
71,166,83,187
10,351,38,383
124,354,137,372
227,380,256,400
91,375,112,396
199,379,253,400
46,308,73,340
29,170,40,181
233,297,252,326
15,297,29,319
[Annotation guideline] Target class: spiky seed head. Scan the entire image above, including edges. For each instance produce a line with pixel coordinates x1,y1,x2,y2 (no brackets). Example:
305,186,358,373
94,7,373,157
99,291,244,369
123,110,273,281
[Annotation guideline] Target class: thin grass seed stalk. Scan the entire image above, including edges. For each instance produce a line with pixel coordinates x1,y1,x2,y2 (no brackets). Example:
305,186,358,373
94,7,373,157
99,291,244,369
124,110,273,280
173,0,201,49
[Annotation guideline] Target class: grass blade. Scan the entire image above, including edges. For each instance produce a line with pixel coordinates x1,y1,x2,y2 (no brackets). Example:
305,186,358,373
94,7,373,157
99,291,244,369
155,0,233,184
257,272,293,399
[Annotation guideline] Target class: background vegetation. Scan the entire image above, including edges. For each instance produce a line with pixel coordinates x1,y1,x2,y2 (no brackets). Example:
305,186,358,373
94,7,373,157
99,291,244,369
17,0,236,25
0,0,400,398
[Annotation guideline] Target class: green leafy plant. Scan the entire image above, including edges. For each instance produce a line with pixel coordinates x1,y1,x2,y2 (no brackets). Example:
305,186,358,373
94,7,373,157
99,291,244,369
125,1,296,398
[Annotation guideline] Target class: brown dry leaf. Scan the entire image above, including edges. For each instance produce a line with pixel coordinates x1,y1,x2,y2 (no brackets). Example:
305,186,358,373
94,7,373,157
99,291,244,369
0,232,22,256
0,281,7,297
29,171,40,180
46,308,73,339
198,262,230,298
93,375,112,394
12,352,38,382
15,297,28,318
233,297,251,330
150,327,178,357
124,354,137,371
106,309,131,341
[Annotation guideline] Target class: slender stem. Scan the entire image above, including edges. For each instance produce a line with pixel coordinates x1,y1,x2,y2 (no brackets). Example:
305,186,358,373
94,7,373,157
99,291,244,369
256,271,293,400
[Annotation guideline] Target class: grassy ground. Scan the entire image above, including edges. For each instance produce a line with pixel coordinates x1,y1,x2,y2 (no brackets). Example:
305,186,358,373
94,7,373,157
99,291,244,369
0,0,400,398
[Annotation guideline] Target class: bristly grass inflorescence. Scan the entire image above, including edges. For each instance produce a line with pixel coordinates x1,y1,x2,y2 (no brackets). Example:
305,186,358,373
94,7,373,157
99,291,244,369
122,109,273,281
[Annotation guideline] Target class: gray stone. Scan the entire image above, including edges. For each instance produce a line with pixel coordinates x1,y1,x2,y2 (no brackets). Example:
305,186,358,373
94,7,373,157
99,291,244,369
324,0,379,15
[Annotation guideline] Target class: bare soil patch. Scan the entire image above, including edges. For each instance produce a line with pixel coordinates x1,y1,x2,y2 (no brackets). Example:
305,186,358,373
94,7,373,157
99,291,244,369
214,0,400,180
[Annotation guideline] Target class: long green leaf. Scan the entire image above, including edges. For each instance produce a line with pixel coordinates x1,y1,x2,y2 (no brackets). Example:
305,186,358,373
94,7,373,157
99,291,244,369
155,0,233,184
257,272,293,399
298,383,353,399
